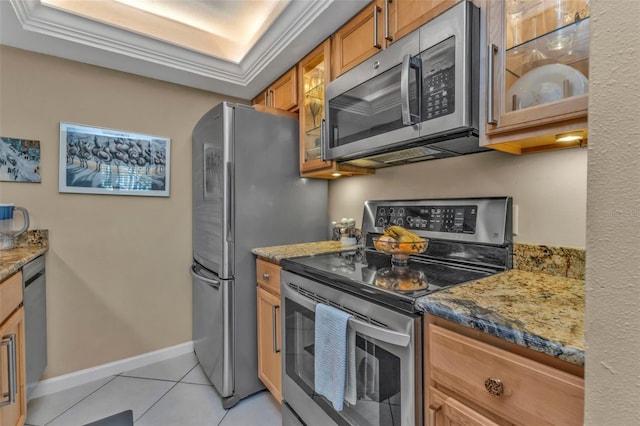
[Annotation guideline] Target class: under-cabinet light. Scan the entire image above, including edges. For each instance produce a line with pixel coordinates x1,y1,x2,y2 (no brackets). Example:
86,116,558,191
331,173,342,177
555,131,584,143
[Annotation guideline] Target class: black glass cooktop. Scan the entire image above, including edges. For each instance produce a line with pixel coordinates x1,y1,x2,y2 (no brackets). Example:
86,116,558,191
281,249,496,313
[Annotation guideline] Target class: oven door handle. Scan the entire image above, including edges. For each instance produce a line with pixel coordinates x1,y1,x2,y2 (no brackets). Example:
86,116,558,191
284,284,411,347
348,317,411,347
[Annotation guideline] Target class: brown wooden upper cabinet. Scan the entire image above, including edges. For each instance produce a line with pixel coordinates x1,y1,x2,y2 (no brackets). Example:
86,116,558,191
331,0,460,79
298,40,375,179
481,0,590,154
252,66,298,112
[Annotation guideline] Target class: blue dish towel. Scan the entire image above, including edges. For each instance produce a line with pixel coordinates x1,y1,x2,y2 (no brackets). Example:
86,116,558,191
314,303,353,411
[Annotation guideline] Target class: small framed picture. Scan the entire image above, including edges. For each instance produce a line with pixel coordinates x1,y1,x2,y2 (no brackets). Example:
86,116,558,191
59,122,170,197
0,137,41,183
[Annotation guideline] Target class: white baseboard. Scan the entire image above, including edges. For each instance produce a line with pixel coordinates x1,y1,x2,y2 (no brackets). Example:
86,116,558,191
30,341,194,399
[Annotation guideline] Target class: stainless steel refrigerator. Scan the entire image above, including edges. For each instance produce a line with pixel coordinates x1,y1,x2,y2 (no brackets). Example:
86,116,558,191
191,102,328,409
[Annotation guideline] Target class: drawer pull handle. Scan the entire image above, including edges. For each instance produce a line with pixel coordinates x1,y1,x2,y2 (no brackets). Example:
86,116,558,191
484,377,504,397
428,402,442,426
1,334,17,407
262,272,270,280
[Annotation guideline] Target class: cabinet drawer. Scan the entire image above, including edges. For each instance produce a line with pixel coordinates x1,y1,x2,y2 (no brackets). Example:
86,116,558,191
256,259,281,295
1,272,23,325
429,324,584,426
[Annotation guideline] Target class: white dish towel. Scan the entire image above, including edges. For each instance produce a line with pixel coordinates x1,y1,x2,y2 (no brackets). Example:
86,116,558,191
314,303,357,411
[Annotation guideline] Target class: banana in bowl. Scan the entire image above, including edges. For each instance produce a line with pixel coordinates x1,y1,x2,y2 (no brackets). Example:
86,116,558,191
373,226,427,255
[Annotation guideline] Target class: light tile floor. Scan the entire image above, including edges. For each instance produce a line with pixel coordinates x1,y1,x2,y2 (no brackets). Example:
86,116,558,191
26,352,282,426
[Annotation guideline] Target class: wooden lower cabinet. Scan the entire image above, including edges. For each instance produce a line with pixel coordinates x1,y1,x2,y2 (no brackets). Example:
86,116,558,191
429,387,500,426
1,272,26,426
425,316,584,426
256,259,282,402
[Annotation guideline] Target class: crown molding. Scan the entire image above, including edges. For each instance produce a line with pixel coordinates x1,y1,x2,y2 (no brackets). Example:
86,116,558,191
1,0,368,98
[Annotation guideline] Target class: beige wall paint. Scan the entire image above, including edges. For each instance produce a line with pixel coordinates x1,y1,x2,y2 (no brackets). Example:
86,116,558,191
0,46,244,378
329,148,587,248
585,0,640,423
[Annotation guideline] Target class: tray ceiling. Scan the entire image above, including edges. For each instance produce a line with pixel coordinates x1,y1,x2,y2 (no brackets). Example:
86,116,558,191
0,0,368,98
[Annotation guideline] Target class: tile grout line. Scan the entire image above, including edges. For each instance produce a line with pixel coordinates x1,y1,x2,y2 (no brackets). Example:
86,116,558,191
133,362,200,424
132,380,181,424
42,376,118,426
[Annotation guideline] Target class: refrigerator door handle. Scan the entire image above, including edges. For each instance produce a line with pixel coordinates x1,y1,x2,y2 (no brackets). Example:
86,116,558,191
190,266,221,290
226,161,234,243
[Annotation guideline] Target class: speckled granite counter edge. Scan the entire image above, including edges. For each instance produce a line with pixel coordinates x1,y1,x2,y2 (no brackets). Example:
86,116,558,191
514,242,585,279
252,241,359,265
0,230,49,281
418,299,585,366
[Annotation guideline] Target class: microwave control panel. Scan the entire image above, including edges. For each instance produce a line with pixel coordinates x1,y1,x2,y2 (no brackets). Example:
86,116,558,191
375,205,477,234
421,35,456,121
423,65,455,121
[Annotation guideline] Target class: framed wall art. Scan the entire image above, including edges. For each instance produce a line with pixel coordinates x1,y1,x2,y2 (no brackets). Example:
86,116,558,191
0,136,41,183
59,122,170,197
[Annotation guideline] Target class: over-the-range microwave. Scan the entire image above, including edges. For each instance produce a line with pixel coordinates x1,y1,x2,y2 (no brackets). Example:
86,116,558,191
323,0,486,168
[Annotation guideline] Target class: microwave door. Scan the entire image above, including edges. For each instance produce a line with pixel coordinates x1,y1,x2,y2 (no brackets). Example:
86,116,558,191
325,35,420,161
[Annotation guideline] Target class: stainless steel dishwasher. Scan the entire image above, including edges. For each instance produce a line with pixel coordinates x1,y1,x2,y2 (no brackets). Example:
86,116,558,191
23,255,47,400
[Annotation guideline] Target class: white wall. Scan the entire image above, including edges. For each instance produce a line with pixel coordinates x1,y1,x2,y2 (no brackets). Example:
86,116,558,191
329,148,587,248
585,0,640,423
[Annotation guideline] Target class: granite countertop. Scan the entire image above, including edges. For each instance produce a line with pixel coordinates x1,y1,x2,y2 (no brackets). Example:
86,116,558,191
251,240,359,264
0,230,49,281
416,269,585,366
253,239,585,367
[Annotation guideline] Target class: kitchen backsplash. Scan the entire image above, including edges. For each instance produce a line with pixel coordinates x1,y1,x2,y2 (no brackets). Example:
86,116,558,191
514,243,585,280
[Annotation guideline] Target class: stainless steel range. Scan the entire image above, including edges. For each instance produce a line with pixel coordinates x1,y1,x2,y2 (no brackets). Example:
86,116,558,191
280,197,512,426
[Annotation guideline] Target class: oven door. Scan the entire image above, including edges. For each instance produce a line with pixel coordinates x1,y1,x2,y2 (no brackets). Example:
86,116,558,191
281,271,421,426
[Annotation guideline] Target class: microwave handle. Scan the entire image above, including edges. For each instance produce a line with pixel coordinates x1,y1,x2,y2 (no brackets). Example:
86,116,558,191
320,118,327,161
283,283,411,347
401,54,421,126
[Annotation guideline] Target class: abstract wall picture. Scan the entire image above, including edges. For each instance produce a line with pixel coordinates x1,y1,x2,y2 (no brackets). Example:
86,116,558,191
0,137,42,183
59,122,170,197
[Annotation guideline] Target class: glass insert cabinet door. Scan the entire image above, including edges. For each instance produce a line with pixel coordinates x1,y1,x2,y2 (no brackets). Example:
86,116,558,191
284,298,410,426
299,41,330,170
501,0,590,113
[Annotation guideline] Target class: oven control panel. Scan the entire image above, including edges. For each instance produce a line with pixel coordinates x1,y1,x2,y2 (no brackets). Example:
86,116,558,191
374,205,477,234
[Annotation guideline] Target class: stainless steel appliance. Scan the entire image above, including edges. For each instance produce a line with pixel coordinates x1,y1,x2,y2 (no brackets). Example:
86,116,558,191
323,1,484,168
23,254,46,400
191,102,328,409
280,197,513,426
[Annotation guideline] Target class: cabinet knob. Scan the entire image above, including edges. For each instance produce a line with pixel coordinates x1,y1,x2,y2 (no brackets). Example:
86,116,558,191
262,272,270,280
484,377,504,397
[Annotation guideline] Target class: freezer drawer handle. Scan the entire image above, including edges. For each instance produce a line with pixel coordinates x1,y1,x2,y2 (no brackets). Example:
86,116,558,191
1,334,17,407
190,266,221,290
